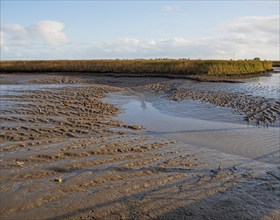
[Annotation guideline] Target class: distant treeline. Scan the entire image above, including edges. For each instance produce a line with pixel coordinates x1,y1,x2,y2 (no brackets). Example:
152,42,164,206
0,60,273,76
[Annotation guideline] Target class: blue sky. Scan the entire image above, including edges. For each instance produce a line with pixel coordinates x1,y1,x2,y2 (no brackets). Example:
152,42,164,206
1,0,279,60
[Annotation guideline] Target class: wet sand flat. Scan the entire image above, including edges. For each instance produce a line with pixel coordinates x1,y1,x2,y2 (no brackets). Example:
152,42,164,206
107,92,280,165
0,74,280,220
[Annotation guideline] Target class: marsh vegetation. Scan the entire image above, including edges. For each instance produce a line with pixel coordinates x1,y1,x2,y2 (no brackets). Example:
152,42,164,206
0,59,273,76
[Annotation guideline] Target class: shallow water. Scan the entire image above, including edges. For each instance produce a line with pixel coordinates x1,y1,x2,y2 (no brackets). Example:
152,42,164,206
145,93,244,124
104,70,280,164
190,72,280,100
1,78,279,165
1,76,280,219
107,92,280,165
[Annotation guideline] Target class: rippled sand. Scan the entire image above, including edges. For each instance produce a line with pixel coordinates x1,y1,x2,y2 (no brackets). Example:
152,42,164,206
0,75,279,220
144,81,280,126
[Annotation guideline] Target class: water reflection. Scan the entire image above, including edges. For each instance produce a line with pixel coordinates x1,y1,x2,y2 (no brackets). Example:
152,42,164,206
107,94,280,165
139,94,147,110
190,69,280,100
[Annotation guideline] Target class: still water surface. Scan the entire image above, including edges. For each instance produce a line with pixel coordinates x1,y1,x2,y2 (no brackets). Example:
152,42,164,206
106,71,280,165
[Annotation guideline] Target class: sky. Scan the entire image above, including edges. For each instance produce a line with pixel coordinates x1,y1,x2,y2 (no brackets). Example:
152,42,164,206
0,0,279,60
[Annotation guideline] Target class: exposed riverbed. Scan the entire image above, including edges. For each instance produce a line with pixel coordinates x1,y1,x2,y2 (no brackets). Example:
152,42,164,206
106,91,280,165
1,74,279,220
105,69,280,165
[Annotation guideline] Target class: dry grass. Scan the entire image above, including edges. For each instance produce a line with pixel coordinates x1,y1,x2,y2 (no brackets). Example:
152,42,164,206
0,59,273,76
272,60,280,67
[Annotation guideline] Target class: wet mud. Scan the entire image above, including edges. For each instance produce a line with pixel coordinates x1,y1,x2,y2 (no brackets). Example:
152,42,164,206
0,74,279,220
145,82,280,127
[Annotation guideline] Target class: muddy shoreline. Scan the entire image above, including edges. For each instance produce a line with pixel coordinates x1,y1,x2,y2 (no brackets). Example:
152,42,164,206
144,82,280,126
1,71,275,83
1,74,280,219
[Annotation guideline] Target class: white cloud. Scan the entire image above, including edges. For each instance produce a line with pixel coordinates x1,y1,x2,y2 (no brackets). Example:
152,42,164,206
163,5,182,13
33,21,68,46
0,31,4,46
221,16,279,47
87,37,217,59
16,52,23,57
218,15,279,59
141,39,157,49
1,16,279,60
88,16,279,59
163,5,174,12
1,20,68,55
1,20,69,60
2,24,27,36
100,37,140,53
172,38,191,47
224,16,278,36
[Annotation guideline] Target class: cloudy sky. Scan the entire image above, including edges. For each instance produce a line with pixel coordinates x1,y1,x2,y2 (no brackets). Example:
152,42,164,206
1,0,279,60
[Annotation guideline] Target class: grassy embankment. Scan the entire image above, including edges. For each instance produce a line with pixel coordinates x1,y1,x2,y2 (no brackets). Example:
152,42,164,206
0,60,273,77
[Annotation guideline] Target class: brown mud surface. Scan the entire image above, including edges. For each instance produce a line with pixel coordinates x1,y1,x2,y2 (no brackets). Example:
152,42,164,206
0,74,280,219
144,82,280,126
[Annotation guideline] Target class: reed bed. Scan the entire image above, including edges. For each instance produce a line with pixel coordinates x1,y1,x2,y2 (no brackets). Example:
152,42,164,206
272,61,280,67
0,60,272,76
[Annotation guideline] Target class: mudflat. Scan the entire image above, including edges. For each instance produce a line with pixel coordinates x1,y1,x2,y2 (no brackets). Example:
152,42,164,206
0,74,279,220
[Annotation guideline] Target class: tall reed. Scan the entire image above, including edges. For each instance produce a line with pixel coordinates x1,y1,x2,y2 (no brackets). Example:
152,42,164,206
0,60,273,76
